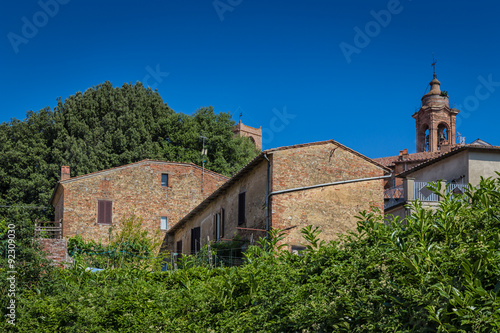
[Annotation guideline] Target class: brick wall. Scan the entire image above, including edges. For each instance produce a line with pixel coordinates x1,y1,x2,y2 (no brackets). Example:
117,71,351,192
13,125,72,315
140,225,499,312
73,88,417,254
271,142,385,247
55,161,227,244
171,160,268,254
167,141,386,253
39,239,71,265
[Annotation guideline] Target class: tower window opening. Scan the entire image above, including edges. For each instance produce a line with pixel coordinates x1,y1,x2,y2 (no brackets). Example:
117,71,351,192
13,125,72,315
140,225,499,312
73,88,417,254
424,127,430,152
438,124,448,147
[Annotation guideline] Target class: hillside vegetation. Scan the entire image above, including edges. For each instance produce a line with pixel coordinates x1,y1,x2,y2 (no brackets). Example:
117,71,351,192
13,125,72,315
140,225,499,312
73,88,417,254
2,177,500,332
0,82,258,218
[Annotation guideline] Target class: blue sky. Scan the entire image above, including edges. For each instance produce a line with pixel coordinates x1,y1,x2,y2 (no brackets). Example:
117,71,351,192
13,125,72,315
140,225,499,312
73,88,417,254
1,0,499,158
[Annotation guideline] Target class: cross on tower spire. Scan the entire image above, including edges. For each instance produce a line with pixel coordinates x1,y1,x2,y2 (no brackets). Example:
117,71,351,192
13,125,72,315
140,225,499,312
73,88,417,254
431,55,437,75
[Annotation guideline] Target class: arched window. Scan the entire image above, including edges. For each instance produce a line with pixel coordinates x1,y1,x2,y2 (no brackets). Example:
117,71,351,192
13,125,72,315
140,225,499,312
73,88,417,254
421,124,430,152
437,123,449,147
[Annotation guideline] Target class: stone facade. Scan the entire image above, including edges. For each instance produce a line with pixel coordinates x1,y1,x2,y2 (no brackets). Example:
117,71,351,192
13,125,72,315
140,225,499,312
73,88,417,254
50,160,228,244
166,140,388,253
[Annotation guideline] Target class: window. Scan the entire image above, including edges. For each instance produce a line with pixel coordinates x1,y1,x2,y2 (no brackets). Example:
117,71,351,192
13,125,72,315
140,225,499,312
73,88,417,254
191,227,201,254
176,240,183,255
291,245,306,256
238,192,246,225
161,174,169,187
213,208,225,241
97,200,112,224
160,216,168,230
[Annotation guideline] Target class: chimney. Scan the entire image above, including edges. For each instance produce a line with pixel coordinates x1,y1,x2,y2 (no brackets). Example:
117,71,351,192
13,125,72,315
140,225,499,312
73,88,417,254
61,166,70,181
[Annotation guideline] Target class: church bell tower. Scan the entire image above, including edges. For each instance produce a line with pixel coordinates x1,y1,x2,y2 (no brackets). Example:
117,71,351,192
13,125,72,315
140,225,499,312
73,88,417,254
413,73,460,152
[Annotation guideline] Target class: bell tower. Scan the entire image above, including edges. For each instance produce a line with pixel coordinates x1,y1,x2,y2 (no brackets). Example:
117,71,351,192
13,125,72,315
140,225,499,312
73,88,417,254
413,74,460,152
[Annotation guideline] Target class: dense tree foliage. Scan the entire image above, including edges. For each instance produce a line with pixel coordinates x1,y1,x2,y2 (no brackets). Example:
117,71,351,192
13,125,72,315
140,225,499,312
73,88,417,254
3,177,500,332
0,82,258,217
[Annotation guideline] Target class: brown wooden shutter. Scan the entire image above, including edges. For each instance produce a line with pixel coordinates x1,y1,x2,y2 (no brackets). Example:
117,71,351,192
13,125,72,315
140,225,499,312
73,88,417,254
105,201,113,224
220,208,225,238
213,214,217,239
98,200,105,224
98,200,112,224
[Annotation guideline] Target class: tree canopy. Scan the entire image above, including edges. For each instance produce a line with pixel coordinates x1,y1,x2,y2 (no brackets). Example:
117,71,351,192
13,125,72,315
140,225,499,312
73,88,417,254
0,82,259,217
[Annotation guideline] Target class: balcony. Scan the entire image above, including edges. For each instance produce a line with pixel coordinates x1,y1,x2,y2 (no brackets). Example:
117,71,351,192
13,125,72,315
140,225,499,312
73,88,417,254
34,220,63,239
385,180,468,211
384,185,405,209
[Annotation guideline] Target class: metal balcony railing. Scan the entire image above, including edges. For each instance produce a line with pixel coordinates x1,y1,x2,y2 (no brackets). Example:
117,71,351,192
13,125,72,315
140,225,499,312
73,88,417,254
384,185,405,209
414,182,439,202
34,219,62,239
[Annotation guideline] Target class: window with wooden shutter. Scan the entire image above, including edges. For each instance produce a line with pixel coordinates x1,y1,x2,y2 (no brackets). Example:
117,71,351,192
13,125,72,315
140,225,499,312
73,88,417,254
97,200,112,224
238,192,245,225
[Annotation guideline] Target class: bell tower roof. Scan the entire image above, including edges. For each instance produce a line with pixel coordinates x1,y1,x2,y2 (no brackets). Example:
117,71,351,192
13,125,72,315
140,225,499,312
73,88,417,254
421,73,448,107
425,74,441,96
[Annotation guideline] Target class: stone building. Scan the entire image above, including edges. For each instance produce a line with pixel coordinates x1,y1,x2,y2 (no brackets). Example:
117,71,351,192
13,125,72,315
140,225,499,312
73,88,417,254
165,140,390,254
50,160,228,243
232,120,263,150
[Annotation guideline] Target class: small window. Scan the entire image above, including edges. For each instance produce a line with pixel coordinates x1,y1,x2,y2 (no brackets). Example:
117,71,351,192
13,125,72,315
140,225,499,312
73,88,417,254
214,211,225,241
291,245,306,256
97,200,112,224
161,174,169,187
176,240,183,255
238,192,245,225
160,216,168,230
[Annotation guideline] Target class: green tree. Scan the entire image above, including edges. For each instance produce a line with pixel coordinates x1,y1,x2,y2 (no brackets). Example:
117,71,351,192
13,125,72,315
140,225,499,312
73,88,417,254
0,82,258,220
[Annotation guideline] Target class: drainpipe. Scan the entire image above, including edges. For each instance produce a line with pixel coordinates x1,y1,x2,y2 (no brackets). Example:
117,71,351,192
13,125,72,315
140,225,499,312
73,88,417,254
263,153,271,243
268,174,392,197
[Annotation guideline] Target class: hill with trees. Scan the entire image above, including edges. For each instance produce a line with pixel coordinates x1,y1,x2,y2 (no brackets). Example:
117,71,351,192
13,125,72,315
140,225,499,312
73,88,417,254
0,82,259,218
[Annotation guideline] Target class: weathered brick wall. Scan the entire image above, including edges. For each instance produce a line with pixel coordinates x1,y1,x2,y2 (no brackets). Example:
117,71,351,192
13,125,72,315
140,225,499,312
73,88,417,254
59,161,227,244
39,239,71,264
271,180,384,247
270,142,385,247
168,141,386,253
172,160,268,254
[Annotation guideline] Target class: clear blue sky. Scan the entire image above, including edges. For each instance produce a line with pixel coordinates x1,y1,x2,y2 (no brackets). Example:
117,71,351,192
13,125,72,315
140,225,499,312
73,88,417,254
1,0,499,158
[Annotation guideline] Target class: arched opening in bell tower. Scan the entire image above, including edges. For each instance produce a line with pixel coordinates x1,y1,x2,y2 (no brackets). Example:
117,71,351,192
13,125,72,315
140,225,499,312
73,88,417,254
419,124,430,152
437,123,449,149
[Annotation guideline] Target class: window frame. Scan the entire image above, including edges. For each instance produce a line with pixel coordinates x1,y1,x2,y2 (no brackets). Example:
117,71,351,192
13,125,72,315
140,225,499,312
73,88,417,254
97,200,113,225
160,216,168,230
238,192,246,225
161,173,169,187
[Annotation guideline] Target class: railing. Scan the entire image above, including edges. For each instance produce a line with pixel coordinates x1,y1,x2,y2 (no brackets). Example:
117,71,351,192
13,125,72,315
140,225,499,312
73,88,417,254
414,182,439,202
446,183,468,196
384,186,405,209
34,219,62,239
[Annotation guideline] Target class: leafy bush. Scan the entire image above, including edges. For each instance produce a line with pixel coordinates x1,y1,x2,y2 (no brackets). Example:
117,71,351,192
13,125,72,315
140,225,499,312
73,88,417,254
5,177,500,332
67,214,165,270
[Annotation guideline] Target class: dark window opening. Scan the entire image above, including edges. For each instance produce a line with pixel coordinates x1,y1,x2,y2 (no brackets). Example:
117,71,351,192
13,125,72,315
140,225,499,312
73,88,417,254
161,174,169,187
214,208,225,241
191,227,201,254
176,240,183,256
97,200,112,224
238,192,246,225
291,245,307,256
